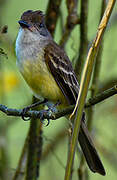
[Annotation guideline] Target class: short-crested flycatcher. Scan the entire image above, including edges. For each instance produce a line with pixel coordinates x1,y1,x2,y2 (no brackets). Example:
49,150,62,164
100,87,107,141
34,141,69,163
15,10,105,175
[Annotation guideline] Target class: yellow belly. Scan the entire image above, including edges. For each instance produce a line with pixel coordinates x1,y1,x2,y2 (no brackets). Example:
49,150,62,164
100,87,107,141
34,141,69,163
18,56,68,108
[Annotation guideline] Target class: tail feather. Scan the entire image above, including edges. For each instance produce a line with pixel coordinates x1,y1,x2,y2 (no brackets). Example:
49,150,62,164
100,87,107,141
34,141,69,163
78,121,106,176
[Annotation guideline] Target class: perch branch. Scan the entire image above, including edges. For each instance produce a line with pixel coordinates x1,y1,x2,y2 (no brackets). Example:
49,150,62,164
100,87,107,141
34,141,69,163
0,85,117,120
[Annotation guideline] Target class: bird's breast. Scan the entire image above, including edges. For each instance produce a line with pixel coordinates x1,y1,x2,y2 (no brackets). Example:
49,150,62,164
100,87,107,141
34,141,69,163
16,49,67,107
15,29,68,107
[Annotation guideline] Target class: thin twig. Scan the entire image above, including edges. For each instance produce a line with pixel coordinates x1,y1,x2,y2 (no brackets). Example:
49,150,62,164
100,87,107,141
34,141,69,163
85,85,117,108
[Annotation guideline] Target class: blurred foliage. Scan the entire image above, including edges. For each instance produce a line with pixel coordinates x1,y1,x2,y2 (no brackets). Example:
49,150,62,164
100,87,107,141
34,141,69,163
0,0,117,180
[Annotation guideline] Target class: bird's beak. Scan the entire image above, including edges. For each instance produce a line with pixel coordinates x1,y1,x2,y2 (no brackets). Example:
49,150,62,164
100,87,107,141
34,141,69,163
18,20,31,28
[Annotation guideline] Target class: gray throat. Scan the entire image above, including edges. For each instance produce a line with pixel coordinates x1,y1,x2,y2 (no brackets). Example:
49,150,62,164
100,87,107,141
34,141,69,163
15,28,52,62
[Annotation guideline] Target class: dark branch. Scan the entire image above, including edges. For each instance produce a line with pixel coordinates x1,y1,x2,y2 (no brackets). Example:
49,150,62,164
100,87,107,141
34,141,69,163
46,0,62,37
0,85,117,120
74,0,88,80
59,0,80,48
85,85,117,108
25,97,43,180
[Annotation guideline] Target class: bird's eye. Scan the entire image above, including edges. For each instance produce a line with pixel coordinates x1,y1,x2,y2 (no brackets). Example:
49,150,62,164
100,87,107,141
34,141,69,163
39,23,43,28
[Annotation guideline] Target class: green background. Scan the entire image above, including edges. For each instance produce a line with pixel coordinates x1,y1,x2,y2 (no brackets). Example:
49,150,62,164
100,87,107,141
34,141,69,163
0,0,117,179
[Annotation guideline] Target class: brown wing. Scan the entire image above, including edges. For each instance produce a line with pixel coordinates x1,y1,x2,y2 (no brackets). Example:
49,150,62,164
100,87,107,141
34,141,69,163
44,42,106,175
44,41,79,105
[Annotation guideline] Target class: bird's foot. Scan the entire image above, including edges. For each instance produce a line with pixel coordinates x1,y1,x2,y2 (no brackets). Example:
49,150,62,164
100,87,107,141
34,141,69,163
39,109,53,126
39,101,60,126
21,99,48,120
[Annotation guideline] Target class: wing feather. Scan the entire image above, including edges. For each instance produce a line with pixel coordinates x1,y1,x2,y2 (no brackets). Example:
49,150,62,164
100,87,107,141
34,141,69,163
44,41,79,105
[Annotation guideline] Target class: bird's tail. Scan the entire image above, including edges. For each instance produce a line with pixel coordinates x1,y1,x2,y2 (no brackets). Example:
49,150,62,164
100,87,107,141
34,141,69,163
78,120,106,176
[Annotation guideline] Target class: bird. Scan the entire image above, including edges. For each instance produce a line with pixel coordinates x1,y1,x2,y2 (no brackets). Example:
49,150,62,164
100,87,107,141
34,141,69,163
15,10,105,176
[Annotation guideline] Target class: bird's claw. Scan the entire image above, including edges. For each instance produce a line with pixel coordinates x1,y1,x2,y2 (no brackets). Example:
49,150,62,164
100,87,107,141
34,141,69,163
21,103,55,125
21,107,31,121
39,109,53,126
